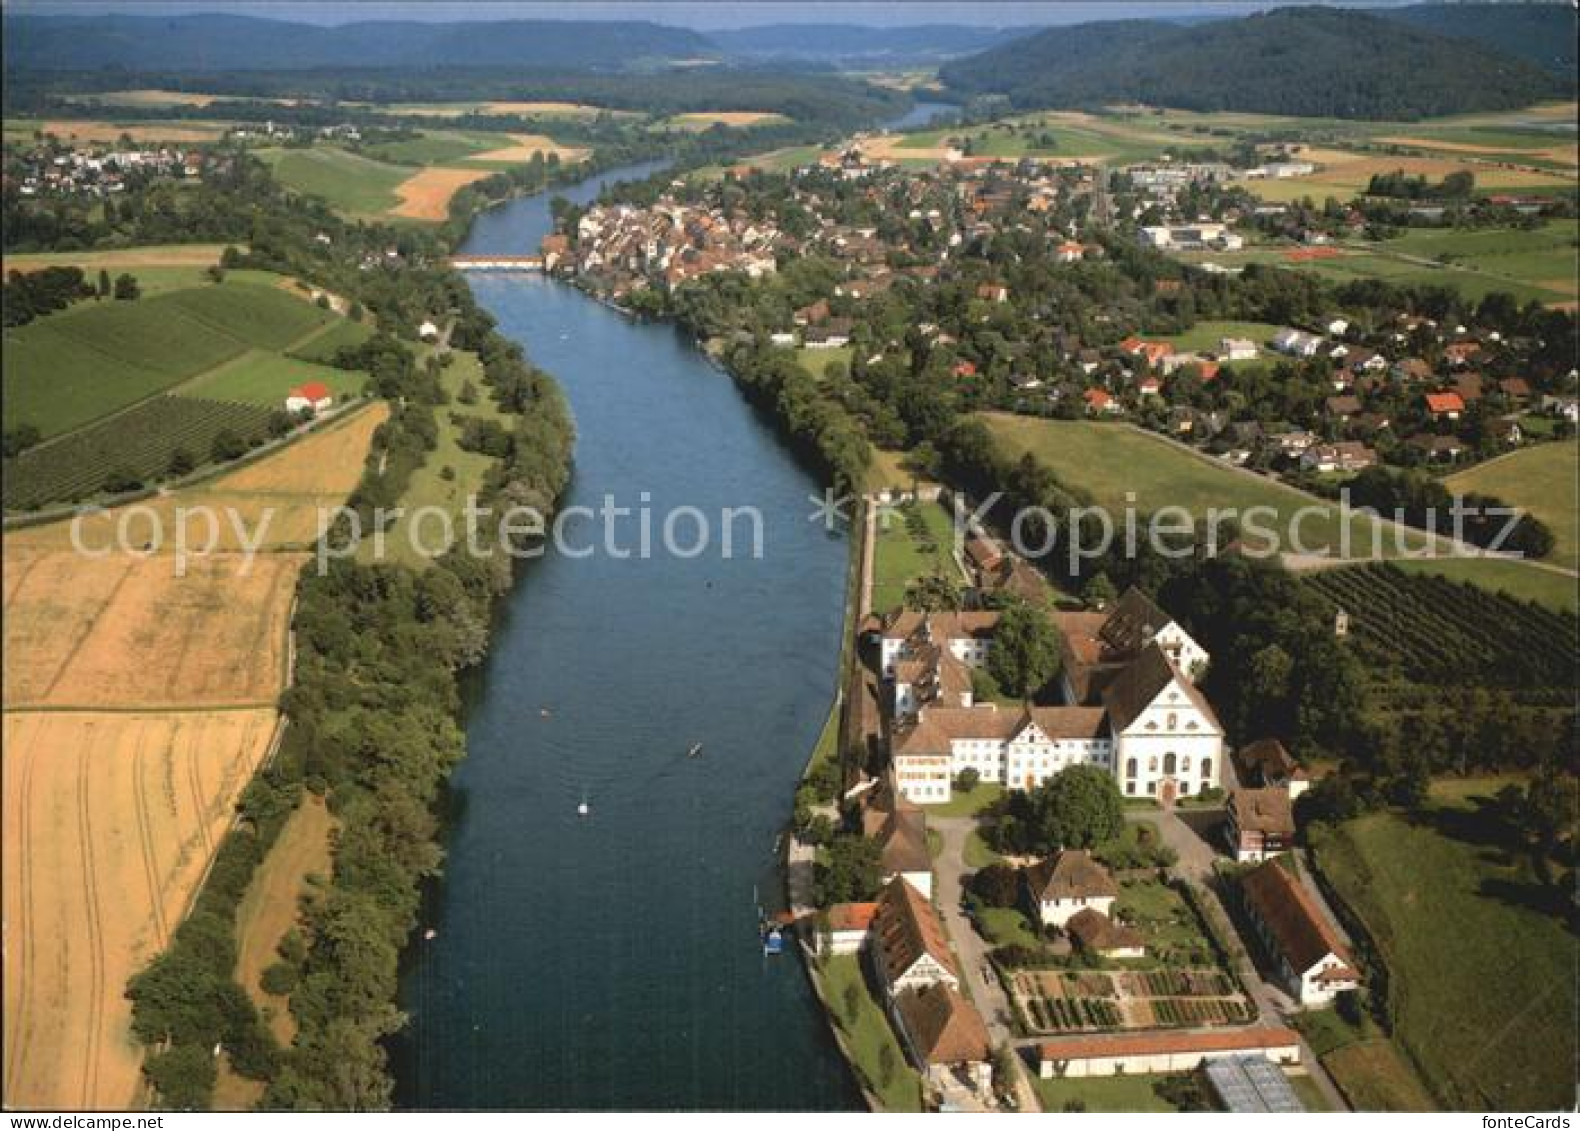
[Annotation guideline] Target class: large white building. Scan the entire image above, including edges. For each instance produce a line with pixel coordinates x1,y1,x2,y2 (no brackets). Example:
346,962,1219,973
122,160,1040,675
881,591,1222,805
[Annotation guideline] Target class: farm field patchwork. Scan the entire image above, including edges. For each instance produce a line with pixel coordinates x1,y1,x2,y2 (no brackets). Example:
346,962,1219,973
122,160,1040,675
176,350,366,407
1313,800,1576,1110
1,391,383,1109
2,277,337,438
8,401,388,553
2,396,277,511
0,707,279,1109
389,166,494,220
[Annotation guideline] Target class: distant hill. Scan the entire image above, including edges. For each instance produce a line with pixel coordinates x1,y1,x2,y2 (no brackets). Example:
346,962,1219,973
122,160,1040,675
939,6,1568,120
1374,3,1577,80
2,13,719,72
710,23,1028,65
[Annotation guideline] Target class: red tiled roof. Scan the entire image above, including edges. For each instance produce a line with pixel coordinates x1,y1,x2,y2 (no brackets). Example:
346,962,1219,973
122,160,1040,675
292,381,330,401
826,902,880,932
1241,861,1351,974
1039,1026,1300,1064
1425,392,1465,414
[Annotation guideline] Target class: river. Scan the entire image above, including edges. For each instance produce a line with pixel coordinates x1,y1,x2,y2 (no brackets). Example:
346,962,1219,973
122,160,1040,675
393,161,862,1109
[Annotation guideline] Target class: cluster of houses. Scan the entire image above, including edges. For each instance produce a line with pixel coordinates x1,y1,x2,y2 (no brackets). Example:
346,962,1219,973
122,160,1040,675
542,199,782,294
8,143,211,198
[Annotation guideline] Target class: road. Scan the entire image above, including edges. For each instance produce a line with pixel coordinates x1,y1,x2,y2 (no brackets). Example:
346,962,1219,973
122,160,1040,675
930,814,1042,1112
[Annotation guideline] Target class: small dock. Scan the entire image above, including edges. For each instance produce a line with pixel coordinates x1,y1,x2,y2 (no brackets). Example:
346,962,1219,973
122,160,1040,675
449,255,543,273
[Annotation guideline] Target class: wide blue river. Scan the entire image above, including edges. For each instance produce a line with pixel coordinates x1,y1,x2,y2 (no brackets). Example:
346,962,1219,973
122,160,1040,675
392,162,859,1109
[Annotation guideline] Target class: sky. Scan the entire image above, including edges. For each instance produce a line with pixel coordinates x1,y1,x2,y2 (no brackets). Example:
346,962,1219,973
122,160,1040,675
8,0,1419,31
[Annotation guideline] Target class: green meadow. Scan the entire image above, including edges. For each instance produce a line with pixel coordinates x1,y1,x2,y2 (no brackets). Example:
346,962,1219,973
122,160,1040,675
3,278,337,437
256,146,414,217
1313,795,1577,1110
1446,441,1580,572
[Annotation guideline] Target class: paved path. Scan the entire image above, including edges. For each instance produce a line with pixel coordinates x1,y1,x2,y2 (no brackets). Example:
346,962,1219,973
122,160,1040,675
1127,805,1222,881
930,814,1041,1112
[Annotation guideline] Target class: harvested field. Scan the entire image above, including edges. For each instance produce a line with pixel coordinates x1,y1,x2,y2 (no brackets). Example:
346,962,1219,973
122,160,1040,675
1,708,278,1109
2,549,302,709
483,100,618,117
2,244,231,272
669,111,789,128
38,120,229,143
465,133,589,164
1,392,381,1109
389,166,494,220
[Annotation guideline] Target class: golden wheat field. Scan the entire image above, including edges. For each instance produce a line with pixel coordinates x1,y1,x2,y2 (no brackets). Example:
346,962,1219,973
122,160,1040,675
1,709,279,1109
1,400,384,1108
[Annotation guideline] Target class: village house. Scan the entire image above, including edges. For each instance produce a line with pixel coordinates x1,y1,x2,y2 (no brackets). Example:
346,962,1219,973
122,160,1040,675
1235,738,1309,799
1219,337,1258,362
1299,441,1377,473
1226,787,1296,863
892,983,993,1096
284,381,333,415
863,786,934,899
1025,849,1118,927
818,902,880,956
1065,908,1146,959
1240,861,1359,1006
1425,391,1466,421
871,877,959,996
1039,1027,1302,1079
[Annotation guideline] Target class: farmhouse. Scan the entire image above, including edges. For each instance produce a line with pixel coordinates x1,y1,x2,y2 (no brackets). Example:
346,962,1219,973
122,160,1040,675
1425,391,1465,421
1038,1027,1302,1079
1025,849,1118,927
285,381,333,414
1226,787,1296,863
1240,861,1359,1006
1219,337,1258,362
891,983,993,1095
872,877,959,996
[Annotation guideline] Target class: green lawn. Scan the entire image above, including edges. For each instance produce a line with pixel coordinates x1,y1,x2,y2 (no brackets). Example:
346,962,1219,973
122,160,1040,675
919,780,1003,819
870,497,960,612
1312,802,1577,1109
976,907,1041,949
1032,1072,1183,1112
795,345,852,379
964,827,1004,869
1162,320,1285,355
257,146,414,217
1446,441,1579,572
357,351,506,569
175,349,367,406
980,414,1433,560
820,955,925,1112
1112,878,1215,965
3,277,335,437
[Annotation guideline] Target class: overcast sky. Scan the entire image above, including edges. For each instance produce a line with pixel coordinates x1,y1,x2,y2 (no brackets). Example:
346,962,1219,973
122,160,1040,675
9,1,1414,31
